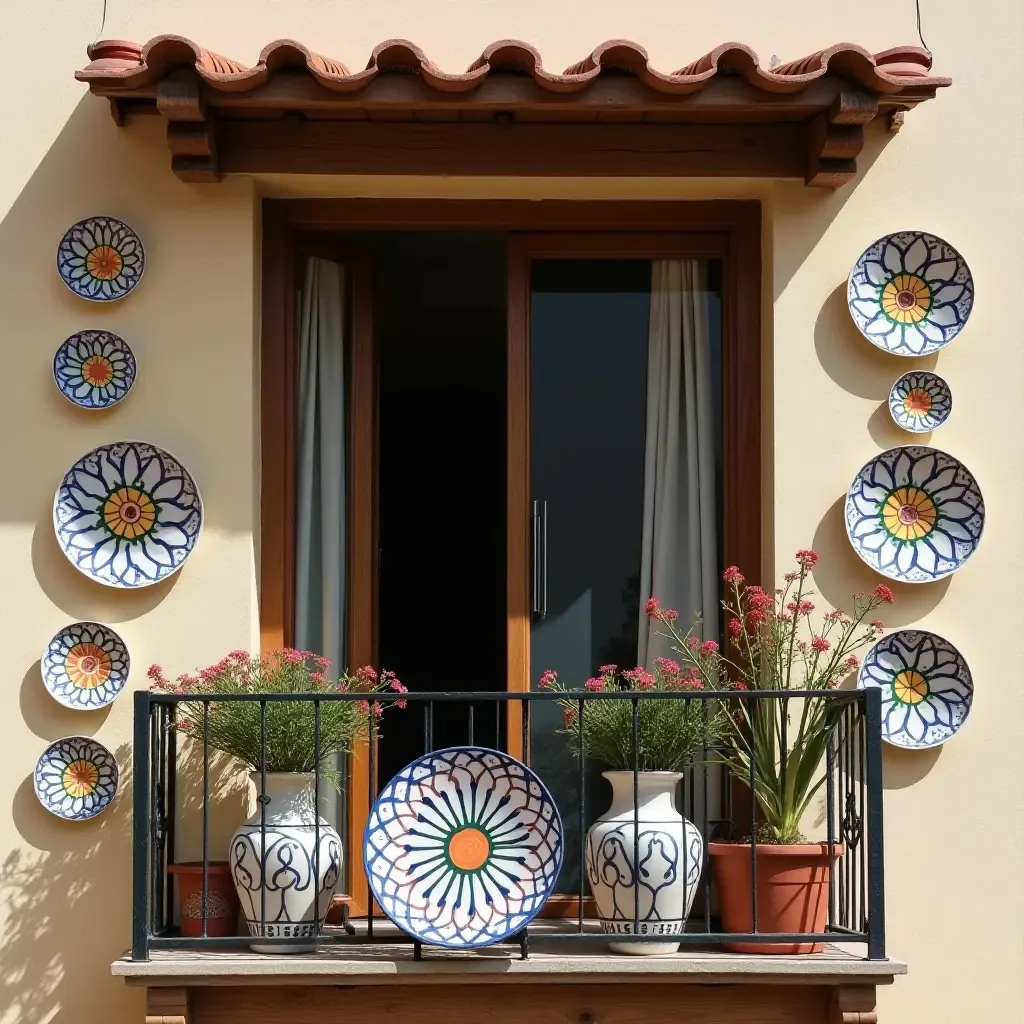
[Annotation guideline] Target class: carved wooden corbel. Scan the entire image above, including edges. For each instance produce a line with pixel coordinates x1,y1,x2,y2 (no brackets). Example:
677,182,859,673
145,986,190,1024
829,984,878,1024
805,90,878,187
156,71,219,183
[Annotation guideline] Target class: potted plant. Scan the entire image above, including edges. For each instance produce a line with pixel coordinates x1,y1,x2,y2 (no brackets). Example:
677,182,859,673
149,649,405,953
167,861,239,937
540,661,724,954
650,550,893,953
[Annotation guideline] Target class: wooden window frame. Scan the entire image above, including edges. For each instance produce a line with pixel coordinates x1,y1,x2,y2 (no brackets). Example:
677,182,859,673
260,199,762,915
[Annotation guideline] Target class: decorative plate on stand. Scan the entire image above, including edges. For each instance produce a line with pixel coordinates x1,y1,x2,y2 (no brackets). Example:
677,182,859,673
847,231,973,356
41,622,130,710
845,445,985,582
364,746,563,948
53,330,137,409
888,371,953,433
57,216,145,302
858,630,973,749
53,440,203,589
34,736,119,820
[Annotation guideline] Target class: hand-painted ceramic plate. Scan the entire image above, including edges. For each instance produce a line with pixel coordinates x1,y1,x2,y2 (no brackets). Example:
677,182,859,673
858,630,973,749
53,330,137,410
845,446,984,583
365,746,563,948
847,231,973,356
53,441,203,589
34,736,119,820
41,622,130,710
888,371,952,433
57,216,145,302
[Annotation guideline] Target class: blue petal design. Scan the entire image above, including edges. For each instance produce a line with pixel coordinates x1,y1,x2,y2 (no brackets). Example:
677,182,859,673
56,217,145,303
53,330,136,410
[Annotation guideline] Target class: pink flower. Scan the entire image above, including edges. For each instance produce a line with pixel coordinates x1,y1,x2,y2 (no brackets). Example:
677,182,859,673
563,705,578,727
873,584,894,604
722,566,744,584
584,677,604,691
699,640,719,656
646,598,679,623
357,665,378,684
309,671,327,683
644,598,661,619
281,648,305,664
599,664,618,675
844,655,860,669
788,600,814,615
538,669,558,689
685,637,700,650
624,668,655,690
661,608,679,622
810,636,831,653
795,548,819,569
389,678,408,694
654,657,680,674
730,680,749,691
727,618,742,638
870,618,885,635
355,700,370,715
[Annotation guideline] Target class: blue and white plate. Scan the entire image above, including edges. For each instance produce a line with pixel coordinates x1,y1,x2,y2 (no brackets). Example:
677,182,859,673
53,441,203,589
847,231,973,356
53,330,136,410
42,622,130,710
858,630,973,749
845,446,984,583
888,371,952,433
34,736,119,820
57,216,145,302
365,746,563,948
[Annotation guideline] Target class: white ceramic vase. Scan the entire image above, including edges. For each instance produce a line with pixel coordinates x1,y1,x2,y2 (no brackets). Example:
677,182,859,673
585,770,703,954
229,772,342,953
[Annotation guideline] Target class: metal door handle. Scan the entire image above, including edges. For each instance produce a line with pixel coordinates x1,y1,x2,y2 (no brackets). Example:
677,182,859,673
531,500,547,620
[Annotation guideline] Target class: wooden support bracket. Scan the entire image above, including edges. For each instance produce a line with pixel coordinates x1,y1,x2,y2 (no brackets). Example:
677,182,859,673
146,987,189,1024
805,89,876,187
157,71,220,183
829,984,878,1024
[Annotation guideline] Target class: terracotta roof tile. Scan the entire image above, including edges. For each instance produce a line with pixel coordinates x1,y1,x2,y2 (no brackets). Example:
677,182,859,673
77,35,949,97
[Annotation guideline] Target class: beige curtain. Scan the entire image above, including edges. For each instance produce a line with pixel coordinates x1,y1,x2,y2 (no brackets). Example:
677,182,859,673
637,259,719,667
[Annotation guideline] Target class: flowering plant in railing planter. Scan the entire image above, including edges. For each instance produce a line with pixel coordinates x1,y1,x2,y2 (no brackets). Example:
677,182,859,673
538,662,726,955
148,648,406,954
648,549,894,953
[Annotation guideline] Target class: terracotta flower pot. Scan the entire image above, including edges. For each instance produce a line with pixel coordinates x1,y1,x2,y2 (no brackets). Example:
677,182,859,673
707,842,843,954
168,862,239,938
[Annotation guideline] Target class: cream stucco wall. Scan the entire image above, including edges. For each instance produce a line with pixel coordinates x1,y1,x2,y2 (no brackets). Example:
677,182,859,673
1,2,1021,1022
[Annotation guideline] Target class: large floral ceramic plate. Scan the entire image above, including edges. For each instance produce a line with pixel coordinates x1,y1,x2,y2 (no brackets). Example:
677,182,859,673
845,446,984,583
53,330,137,410
53,441,203,589
365,746,563,948
888,370,952,433
847,231,973,356
858,630,973,749
41,622,130,710
34,736,119,820
57,216,145,302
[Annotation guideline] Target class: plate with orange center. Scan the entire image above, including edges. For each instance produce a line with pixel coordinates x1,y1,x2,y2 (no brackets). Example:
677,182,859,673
365,746,563,947
888,371,952,433
53,330,137,410
858,630,973,748
34,736,119,820
42,621,130,710
57,216,145,301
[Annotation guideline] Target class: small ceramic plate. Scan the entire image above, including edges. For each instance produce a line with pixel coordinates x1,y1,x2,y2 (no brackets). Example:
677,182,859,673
53,330,137,410
53,441,203,589
847,231,973,356
845,445,985,582
858,630,973,749
365,746,563,948
888,371,952,433
57,216,145,302
42,622,130,710
34,736,119,820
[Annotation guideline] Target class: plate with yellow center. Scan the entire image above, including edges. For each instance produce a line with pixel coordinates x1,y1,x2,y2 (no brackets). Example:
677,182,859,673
847,231,973,356
53,330,137,410
858,630,973,748
41,621,129,710
365,746,563,948
34,736,119,820
53,441,203,588
57,216,145,302
845,446,984,582
888,371,952,433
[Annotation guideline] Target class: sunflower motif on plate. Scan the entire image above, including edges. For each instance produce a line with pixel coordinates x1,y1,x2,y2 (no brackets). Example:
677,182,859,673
41,621,130,710
858,630,973,749
845,446,984,582
34,736,119,820
53,441,203,589
365,746,563,948
53,330,137,410
57,216,145,302
847,231,973,356
888,370,952,433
